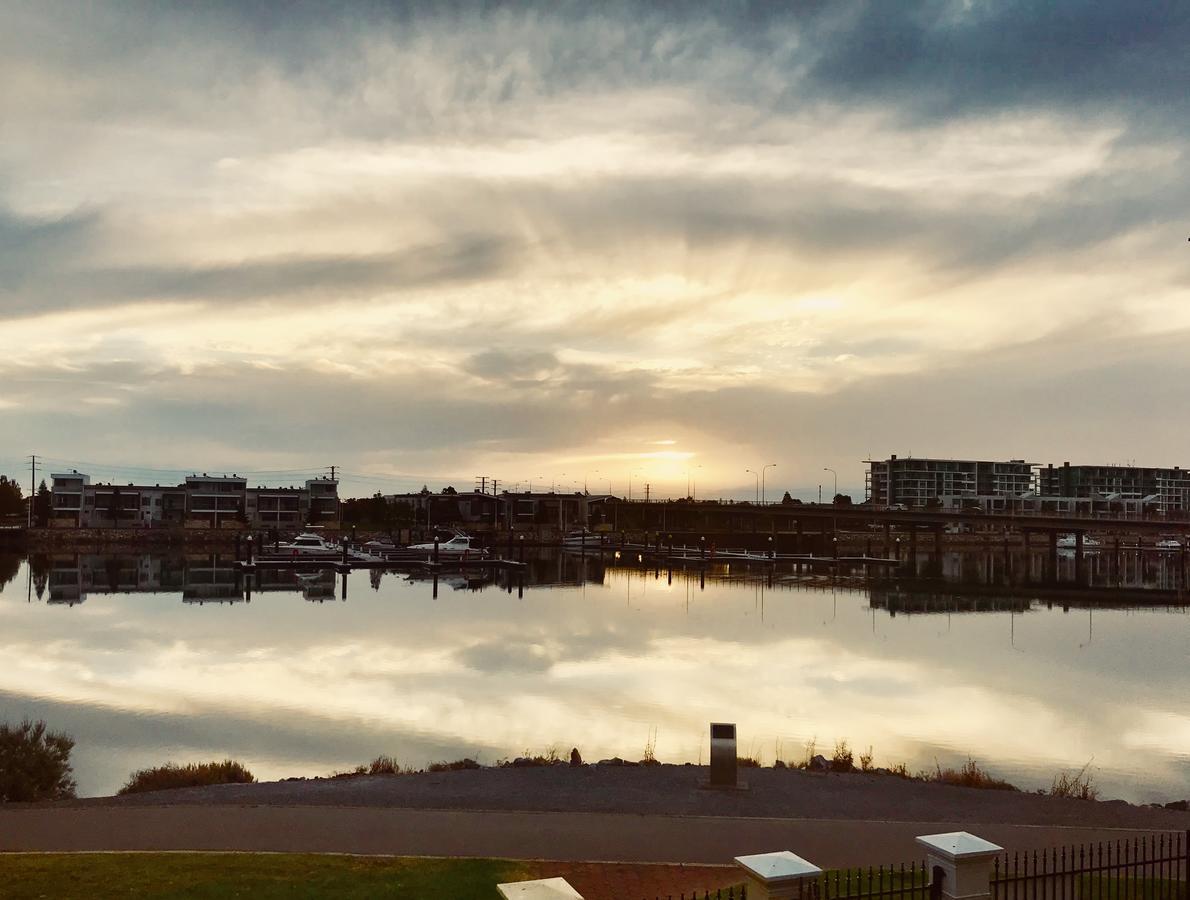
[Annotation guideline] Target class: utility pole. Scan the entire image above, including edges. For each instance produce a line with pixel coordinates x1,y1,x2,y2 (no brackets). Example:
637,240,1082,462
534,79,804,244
645,483,650,503
27,454,38,528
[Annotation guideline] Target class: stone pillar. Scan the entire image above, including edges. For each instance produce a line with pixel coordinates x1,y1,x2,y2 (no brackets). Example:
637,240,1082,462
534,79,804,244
916,831,1003,900
497,877,583,899
734,850,822,900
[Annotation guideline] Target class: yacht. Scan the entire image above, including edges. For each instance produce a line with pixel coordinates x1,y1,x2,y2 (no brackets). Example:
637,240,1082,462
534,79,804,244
1155,539,1182,550
276,533,339,555
561,529,602,549
407,532,488,558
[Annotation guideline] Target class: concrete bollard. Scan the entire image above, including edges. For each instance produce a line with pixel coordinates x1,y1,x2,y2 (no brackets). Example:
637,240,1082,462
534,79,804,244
496,876,583,899
916,831,1003,900
734,850,822,900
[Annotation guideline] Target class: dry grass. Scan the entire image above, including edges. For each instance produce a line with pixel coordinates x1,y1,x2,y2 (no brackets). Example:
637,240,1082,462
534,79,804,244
736,755,762,768
1050,762,1099,800
426,758,480,773
118,760,254,795
931,758,1017,792
641,728,660,766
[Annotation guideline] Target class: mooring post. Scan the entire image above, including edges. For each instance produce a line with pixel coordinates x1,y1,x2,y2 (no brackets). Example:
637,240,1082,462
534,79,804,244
916,831,1002,900
433,535,439,564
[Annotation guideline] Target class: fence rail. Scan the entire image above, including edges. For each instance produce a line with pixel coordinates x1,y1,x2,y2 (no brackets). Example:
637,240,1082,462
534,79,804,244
992,832,1189,900
644,859,941,900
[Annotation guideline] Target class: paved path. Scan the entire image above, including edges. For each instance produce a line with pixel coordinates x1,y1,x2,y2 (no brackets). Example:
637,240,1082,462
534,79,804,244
1,806,1182,869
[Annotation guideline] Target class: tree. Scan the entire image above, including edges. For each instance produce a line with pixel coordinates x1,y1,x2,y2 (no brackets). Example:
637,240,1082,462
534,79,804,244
0,719,77,801
441,485,457,495
0,476,22,517
34,480,51,527
833,493,853,506
781,491,802,505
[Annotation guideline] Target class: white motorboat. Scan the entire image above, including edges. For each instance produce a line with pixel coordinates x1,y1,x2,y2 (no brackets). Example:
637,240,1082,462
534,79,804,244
1057,534,1100,550
407,532,488,558
561,529,602,549
1155,539,1183,550
276,532,339,555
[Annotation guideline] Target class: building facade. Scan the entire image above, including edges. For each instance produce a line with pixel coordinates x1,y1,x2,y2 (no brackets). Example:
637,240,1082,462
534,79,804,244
865,456,1034,509
1038,462,1190,513
49,471,339,529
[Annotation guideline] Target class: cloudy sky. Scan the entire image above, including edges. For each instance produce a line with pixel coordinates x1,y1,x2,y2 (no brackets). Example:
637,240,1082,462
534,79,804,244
1,1,1187,499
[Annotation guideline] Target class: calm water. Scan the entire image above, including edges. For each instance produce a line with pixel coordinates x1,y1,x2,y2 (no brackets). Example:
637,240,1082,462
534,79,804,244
1,549,1187,802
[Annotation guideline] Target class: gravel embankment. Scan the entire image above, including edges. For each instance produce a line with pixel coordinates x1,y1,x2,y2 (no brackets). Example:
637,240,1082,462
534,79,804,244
70,765,1190,830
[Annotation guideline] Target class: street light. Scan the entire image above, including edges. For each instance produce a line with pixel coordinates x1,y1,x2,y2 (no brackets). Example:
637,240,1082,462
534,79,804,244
823,467,838,503
761,463,776,505
745,468,759,503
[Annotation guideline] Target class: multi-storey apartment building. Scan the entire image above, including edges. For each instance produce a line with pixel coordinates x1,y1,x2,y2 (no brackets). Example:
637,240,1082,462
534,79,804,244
865,456,1034,509
1038,462,1190,513
49,471,339,529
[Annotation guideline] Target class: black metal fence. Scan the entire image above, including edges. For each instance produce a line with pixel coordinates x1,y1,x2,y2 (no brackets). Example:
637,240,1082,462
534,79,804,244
991,832,1189,900
642,859,941,900
646,832,1189,900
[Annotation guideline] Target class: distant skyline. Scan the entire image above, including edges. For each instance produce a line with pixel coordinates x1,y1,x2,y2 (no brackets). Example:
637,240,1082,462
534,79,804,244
2,2,1188,501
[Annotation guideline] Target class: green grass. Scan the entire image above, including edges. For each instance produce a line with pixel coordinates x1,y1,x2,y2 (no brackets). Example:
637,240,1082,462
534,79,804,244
0,852,536,899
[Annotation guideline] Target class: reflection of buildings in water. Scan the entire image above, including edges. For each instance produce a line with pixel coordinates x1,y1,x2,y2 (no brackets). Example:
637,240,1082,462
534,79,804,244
869,589,1031,616
43,554,336,605
895,549,1187,592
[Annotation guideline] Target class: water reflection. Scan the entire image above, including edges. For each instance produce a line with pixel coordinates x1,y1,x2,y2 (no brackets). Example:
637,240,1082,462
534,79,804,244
0,548,1187,803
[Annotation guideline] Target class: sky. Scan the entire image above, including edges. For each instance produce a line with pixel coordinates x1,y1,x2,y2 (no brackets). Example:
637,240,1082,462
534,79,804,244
1,1,1188,500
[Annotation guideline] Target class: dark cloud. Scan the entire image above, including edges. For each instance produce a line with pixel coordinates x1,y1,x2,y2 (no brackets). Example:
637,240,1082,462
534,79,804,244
1,230,518,317
807,1,1190,127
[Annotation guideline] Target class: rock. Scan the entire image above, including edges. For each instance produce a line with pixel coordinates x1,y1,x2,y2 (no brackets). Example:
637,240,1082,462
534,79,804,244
597,757,625,766
809,754,830,772
511,757,534,768
569,748,583,767
1164,799,1188,811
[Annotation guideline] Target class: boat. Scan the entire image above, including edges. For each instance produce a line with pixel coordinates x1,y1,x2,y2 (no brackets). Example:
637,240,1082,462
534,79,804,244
1155,539,1182,550
1057,534,1100,550
407,532,489,558
561,529,603,549
276,532,340,555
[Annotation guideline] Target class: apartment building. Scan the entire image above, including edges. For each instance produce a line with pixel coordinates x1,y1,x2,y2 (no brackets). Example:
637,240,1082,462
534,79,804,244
1038,462,1190,512
49,470,339,529
865,456,1034,509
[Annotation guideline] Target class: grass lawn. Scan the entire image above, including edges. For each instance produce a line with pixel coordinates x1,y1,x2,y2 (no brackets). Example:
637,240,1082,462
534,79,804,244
0,852,536,899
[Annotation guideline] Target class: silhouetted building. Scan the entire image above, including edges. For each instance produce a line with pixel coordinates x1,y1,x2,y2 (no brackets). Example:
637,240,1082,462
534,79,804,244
865,456,1034,509
1038,462,1190,512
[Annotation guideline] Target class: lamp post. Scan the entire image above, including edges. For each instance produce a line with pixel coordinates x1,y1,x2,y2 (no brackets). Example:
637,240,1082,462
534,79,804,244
745,468,759,503
761,463,776,505
823,467,838,503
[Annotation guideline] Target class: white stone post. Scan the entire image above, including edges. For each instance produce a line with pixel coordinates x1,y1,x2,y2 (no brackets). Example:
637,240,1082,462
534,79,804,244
496,876,584,900
735,850,823,900
916,832,1004,900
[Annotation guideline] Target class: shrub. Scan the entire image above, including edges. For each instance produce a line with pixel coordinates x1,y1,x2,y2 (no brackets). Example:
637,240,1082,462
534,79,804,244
118,760,254,795
0,719,77,801
932,758,1017,792
1051,762,1098,800
367,755,401,775
831,740,854,772
859,746,874,772
427,758,481,772
737,756,762,768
